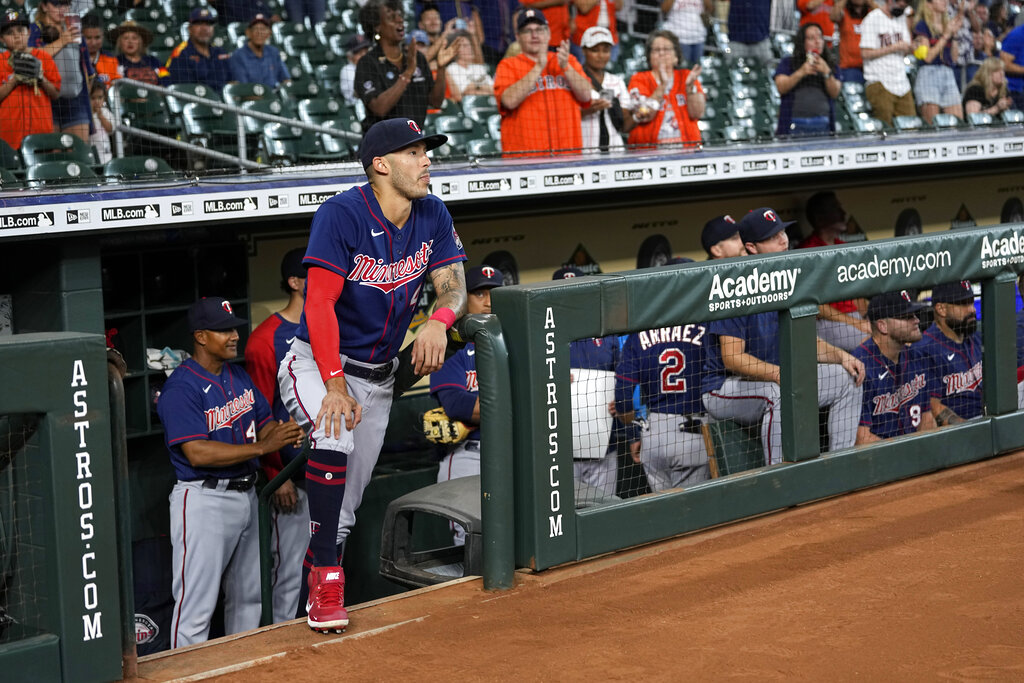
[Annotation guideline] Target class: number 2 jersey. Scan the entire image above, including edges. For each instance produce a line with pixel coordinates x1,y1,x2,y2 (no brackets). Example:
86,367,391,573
615,324,708,416
852,337,932,439
157,358,273,481
294,184,467,364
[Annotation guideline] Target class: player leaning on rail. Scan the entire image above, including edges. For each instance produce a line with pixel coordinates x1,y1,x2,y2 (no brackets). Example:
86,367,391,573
278,118,467,633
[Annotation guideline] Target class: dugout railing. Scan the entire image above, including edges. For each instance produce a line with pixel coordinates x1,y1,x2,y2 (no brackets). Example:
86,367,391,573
490,223,1024,573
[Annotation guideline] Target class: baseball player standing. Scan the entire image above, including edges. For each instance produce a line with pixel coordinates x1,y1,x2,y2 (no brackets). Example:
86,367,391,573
429,264,503,544
244,248,308,623
912,280,983,424
157,297,303,648
701,208,866,465
278,117,467,633
852,290,936,444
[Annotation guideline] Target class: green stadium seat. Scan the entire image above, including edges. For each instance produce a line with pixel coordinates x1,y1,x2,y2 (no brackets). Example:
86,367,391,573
240,98,295,134
300,48,339,76
102,155,175,181
486,113,501,140
314,17,349,45
701,420,765,478
297,96,345,127
720,124,755,142
260,122,346,165
466,138,499,158
181,103,241,141
165,83,222,116
226,21,247,45
0,167,22,189
125,6,164,22
327,33,356,58
1002,109,1024,124
272,19,308,44
931,113,961,129
854,115,886,133
280,78,323,101
967,112,994,126
339,8,358,30
461,94,497,123
20,133,97,166
841,81,865,97
894,115,925,132
26,160,100,188
284,33,321,58
151,31,182,52
113,83,180,135
315,62,345,91
223,82,279,106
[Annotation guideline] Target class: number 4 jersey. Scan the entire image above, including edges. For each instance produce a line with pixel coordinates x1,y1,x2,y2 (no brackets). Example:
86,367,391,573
615,324,709,416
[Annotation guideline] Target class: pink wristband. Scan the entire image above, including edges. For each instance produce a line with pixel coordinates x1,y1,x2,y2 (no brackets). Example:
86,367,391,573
429,307,456,330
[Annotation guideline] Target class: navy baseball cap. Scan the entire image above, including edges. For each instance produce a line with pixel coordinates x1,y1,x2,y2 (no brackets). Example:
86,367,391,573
867,290,927,321
517,8,548,32
249,13,271,27
931,280,975,304
739,207,795,244
346,34,371,54
189,7,217,23
466,265,504,291
188,297,247,331
552,266,585,280
1,9,29,31
280,247,306,280
700,214,739,253
360,118,447,170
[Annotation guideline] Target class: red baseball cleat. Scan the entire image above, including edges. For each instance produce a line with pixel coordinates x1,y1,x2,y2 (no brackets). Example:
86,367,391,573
306,565,349,633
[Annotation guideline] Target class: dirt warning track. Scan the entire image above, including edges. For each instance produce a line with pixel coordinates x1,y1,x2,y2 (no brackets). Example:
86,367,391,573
134,451,1024,682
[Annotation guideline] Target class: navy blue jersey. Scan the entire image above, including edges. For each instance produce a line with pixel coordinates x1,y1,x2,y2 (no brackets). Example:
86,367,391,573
161,41,231,92
295,184,467,363
702,311,779,393
569,335,620,371
913,323,984,420
157,358,273,480
615,324,708,416
429,343,480,440
246,313,302,464
853,338,932,439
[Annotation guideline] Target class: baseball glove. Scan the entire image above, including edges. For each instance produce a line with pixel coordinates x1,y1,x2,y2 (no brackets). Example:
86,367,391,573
422,406,471,445
10,51,42,85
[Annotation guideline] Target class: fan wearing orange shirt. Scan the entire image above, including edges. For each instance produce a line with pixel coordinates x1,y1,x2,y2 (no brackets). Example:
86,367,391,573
494,8,591,158
627,29,704,150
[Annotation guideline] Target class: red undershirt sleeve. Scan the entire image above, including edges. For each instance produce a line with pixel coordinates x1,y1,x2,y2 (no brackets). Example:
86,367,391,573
305,266,346,384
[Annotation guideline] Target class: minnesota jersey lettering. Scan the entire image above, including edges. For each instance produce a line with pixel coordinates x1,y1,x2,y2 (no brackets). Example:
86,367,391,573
871,373,927,415
205,388,257,431
349,241,433,293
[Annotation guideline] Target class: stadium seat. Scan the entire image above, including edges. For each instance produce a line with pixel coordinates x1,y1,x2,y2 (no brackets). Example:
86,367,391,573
486,113,501,140
931,113,961,129
125,6,163,22
240,98,295,134
151,31,181,52
260,122,346,165
223,82,278,106
102,155,175,181
893,115,925,132
113,83,180,135
853,116,886,133
300,48,339,77
226,21,247,45
20,133,97,166
280,78,322,101
272,20,308,44
701,420,765,478
841,81,865,97
315,62,345,91
181,103,241,141
0,138,21,170
297,96,345,127
165,83,222,116
1002,109,1024,124
0,168,21,189
328,33,356,58
339,8,358,30
967,112,994,127
26,160,100,188
284,33,321,58
314,17,349,44
466,138,499,158
461,94,497,123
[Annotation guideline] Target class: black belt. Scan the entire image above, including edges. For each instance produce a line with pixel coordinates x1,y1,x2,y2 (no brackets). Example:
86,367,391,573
343,359,395,383
202,473,257,492
677,416,704,435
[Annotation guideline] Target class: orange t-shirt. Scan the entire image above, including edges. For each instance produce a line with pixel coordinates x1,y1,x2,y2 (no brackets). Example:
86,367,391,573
837,6,867,69
0,49,62,149
797,0,835,43
626,70,702,148
520,0,570,47
494,52,587,157
571,0,619,46
93,52,121,86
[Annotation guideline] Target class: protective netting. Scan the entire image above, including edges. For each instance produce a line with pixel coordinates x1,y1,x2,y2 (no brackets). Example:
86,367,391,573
0,0,1016,187
570,278,1012,508
0,414,43,644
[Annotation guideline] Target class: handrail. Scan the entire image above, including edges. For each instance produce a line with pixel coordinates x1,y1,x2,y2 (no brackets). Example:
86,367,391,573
109,77,362,170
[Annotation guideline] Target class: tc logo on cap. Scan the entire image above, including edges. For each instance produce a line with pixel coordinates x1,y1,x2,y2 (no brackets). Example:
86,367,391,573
960,279,971,289
562,271,576,278
763,209,779,223
221,300,233,314
481,266,496,278
900,290,912,302
407,119,422,134
724,215,736,223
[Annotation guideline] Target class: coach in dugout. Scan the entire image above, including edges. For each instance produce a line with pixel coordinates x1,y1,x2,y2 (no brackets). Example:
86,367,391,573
852,290,937,445
913,280,983,425
701,208,866,466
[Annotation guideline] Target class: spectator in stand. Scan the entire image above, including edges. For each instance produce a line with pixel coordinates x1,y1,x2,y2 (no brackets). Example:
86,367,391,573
520,0,571,49
228,14,291,89
82,13,118,86
700,214,744,259
355,0,457,132
570,0,622,64
283,0,324,27
464,7,501,68
418,3,445,65
963,56,1014,115
494,8,591,157
830,0,874,83
860,0,915,125
109,19,164,86
339,33,370,105
209,0,280,26
417,1,518,65
1000,23,1024,109
912,0,965,124
968,26,998,83
798,0,837,53
0,9,60,150
727,0,772,61
30,0,96,142
161,7,232,93
660,0,712,66
986,0,1013,40
89,80,112,163
579,25,634,152
627,29,704,150
951,0,977,88
774,22,841,137
798,191,870,351
446,29,492,103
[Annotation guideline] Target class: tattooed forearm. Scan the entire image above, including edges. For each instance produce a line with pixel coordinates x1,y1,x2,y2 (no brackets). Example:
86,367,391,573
935,407,964,426
430,263,467,317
